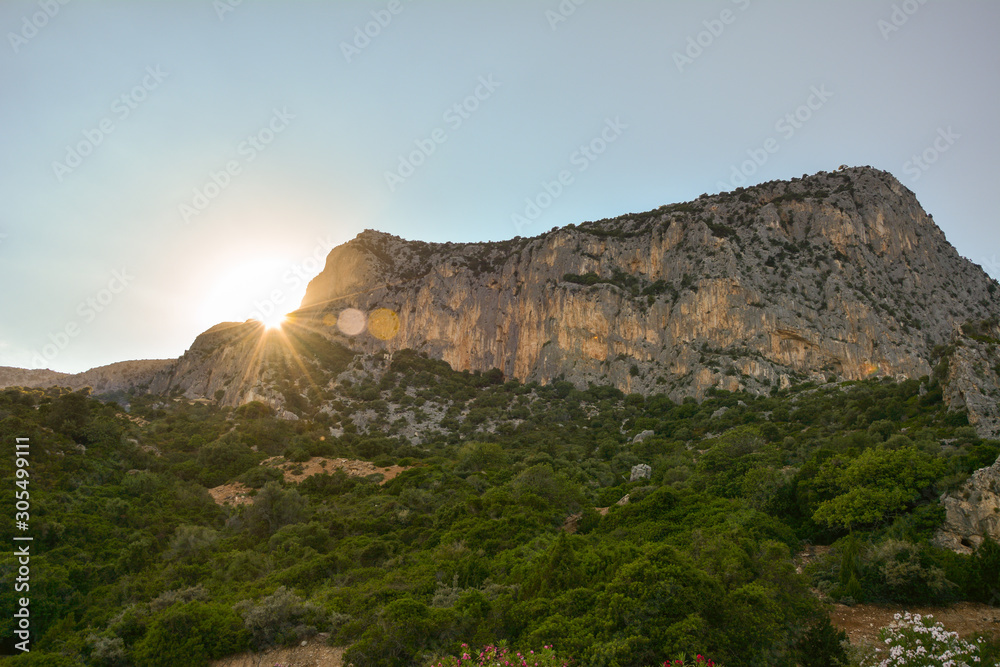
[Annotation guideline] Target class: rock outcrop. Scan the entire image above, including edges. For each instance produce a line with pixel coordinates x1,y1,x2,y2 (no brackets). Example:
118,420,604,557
935,457,1000,554
943,326,1000,439
298,167,1000,434
630,463,652,482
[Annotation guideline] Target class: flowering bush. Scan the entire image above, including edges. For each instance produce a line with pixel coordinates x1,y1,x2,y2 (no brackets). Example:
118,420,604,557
664,655,720,666
427,644,728,667
862,612,989,667
430,642,570,666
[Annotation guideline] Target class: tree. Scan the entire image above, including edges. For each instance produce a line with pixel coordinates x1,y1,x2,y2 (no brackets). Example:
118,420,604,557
811,447,941,530
243,482,308,539
131,601,248,666
796,616,848,667
164,525,220,562
523,532,584,598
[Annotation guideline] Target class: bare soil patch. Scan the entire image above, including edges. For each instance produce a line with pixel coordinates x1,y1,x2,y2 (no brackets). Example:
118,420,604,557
829,601,1000,644
208,481,254,507
262,456,408,485
208,457,410,506
794,546,1000,643
210,635,344,667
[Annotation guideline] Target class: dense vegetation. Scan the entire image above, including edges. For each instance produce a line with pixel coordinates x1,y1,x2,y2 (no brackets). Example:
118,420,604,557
1,352,998,666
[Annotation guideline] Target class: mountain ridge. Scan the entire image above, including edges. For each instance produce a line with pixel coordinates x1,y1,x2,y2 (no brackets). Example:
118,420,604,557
294,166,1000,431
5,166,1000,435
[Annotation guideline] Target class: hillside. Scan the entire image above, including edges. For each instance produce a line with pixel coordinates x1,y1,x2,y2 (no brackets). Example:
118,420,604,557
1,364,999,665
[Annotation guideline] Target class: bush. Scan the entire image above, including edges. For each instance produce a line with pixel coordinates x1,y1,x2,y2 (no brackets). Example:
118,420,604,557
234,586,327,650
796,616,848,667
131,601,249,666
242,481,308,539
238,464,285,488
196,438,258,486
164,526,220,562
860,612,988,666
235,400,275,419
429,642,570,666
968,537,1000,605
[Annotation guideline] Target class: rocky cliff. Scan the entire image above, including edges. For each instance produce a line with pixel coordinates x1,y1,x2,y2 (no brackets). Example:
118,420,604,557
6,167,999,436
297,166,1000,431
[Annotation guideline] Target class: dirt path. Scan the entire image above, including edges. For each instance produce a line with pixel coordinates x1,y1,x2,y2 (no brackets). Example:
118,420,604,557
210,635,344,667
829,601,1000,644
793,546,1000,643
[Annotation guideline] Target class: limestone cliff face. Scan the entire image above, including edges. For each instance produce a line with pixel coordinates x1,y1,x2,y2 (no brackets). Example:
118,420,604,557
944,329,1000,439
6,168,999,434
299,167,1000,430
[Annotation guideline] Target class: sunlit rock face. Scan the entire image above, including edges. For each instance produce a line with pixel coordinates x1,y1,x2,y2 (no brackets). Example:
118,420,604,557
6,167,998,436
299,166,1000,433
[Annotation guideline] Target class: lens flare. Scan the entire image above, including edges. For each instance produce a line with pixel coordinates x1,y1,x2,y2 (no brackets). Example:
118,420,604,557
336,308,366,336
368,308,400,341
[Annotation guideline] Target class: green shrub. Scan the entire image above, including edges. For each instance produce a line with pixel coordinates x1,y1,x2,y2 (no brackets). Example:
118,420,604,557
132,601,249,666
235,586,327,650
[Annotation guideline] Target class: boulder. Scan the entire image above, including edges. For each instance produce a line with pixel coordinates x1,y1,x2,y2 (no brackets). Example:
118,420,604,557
630,463,652,482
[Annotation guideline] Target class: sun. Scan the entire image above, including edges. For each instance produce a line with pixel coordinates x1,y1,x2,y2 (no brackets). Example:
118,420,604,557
260,313,287,330
198,257,301,331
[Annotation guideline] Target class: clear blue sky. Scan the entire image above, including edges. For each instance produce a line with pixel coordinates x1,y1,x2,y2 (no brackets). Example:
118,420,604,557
1,0,998,373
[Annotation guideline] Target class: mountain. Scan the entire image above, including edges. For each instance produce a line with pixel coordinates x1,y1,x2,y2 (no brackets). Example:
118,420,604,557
297,166,1000,433
5,166,1000,434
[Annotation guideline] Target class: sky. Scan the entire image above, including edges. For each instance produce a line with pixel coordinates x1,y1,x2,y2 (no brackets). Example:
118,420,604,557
1,0,998,374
